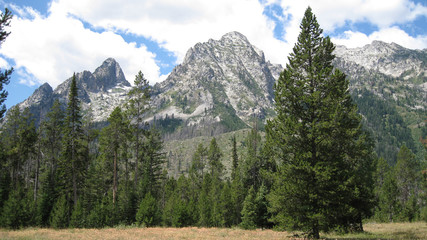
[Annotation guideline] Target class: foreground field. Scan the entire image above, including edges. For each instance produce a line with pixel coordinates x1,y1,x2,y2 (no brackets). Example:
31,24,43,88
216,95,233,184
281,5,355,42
1,222,427,239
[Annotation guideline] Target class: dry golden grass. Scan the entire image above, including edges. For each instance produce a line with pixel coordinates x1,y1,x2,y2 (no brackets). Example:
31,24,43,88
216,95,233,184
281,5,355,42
1,222,427,240
0,227,293,240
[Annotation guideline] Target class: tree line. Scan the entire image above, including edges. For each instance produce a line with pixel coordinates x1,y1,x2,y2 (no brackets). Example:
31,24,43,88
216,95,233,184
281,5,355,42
0,7,426,239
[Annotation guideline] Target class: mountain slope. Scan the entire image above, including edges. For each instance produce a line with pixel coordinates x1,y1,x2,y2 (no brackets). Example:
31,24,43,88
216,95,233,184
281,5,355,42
334,42,426,163
150,31,281,139
8,34,426,165
16,58,131,125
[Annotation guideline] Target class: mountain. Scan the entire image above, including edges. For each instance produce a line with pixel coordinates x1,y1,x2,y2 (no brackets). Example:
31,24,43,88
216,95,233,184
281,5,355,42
16,58,131,125
8,33,426,164
334,42,427,163
149,31,281,139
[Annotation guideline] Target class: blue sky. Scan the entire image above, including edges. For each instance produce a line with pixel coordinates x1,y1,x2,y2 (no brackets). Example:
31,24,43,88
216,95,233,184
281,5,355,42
1,0,427,109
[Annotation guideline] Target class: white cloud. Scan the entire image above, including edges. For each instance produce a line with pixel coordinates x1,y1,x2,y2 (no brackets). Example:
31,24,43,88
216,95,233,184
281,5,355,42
1,0,426,91
275,0,427,50
333,27,427,49
0,4,161,88
0,57,10,69
50,0,291,66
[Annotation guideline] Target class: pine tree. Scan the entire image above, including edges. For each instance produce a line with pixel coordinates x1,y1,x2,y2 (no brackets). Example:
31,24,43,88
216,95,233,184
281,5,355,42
207,138,223,178
58,73,86,209
378,170,400,222
230,135,245,226
189,143,207,188
2,107,37,188
127,71,151,187
255,184,270,229
231,135,239,181
242,127,262,190
37,100,65,225
99,107,129,204
267,7,375,237
50,194,70,228
140,127,165,198
198,174,212,227
394,145,420,221
136,192,159,226
218,181,233,227
0,8,13,121
240,186,257,230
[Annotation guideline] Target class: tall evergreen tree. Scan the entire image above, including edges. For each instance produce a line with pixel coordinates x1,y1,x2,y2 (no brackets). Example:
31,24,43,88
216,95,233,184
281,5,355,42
207,138,223,178
267,7,375,238
2,107,37,188
58,74,87,209
0,8,13,121
240,186,257,229
189,143,207,185
242,127,262,190
394,145,420,221
40,99,64,176
140,127,165,198
99,107,129,204
127,71,151,187
231,135,239,181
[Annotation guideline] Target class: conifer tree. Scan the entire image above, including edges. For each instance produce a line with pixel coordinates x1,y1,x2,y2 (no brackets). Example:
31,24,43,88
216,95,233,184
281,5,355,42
198,174,212,227
207,138,223,178
0,8,13,121
136,192,159,226
99,107,129,204
190,143,207,180
141,127,165,198
240,186,257,229
230,135,245,226
378,170,400,222
243,127,262,190
2,107,37,187
394,145,420,221
231,135,239,181
38,100,65,221
58,73,86,209
127,71,151,187
267,7,375,238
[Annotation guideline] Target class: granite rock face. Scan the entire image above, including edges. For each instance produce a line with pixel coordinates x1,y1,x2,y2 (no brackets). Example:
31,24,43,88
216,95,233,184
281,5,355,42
16,58,131,125
10,35,426,144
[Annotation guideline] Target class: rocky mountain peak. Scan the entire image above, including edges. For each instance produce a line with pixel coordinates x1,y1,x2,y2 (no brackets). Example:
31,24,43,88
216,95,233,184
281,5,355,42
152,32,282,139
220,31,251,45
89,58,130,92
334,41,427,79
20,83,53,109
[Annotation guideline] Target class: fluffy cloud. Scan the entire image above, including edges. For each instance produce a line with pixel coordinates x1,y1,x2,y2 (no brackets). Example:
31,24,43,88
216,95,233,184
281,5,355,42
49,0,291,66
276,0,427,49
1,0,426,90
333,27,427,49
0,4,161,88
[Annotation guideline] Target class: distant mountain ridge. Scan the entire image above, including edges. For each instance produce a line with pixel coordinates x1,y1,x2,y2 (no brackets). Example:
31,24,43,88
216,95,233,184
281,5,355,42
9,32,426,162
17,58,131,125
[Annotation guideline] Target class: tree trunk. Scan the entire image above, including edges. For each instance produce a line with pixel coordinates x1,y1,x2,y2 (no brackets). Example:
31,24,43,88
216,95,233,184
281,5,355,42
34,151,40,203
113,149,117,204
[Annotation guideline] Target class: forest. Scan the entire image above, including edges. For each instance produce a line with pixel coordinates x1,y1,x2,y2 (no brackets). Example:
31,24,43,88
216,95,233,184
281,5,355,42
0,7,426,239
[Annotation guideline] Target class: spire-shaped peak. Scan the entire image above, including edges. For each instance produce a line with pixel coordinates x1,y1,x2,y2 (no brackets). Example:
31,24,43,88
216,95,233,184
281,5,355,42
92,58,130,90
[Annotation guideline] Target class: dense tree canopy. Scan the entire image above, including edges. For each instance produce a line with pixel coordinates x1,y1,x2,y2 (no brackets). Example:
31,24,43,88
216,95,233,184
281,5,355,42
266,7,375,238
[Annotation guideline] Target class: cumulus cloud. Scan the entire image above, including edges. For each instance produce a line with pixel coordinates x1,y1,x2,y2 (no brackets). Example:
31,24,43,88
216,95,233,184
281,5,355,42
50,0,291,66
0,0,426,90
333,27,427,49
0,4,161,88
275,0,427,50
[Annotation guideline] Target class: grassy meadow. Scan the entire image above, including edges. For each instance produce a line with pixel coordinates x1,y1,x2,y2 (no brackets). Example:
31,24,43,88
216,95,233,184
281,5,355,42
1,222,427,240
